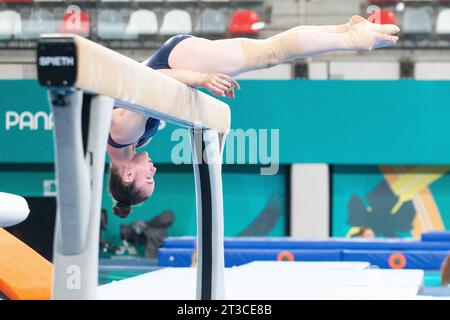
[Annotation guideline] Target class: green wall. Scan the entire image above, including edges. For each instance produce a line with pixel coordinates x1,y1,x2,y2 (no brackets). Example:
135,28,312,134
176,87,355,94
101,165,286,246
0,165,287,244
2,79,450,242
2,80,450,164
0,80,289,242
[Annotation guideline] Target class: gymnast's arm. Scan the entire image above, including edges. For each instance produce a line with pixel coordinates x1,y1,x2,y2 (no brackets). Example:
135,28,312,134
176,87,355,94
156,68,240,98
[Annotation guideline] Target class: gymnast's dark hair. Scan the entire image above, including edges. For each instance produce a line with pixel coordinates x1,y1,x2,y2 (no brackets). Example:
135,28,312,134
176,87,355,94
109,166,148,219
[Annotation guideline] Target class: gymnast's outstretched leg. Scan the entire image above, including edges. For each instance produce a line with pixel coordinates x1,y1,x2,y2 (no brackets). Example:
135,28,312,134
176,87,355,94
168,15,400,76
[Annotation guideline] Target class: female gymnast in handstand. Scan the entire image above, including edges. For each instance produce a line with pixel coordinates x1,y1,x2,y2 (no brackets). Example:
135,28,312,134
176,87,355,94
107,15,400,218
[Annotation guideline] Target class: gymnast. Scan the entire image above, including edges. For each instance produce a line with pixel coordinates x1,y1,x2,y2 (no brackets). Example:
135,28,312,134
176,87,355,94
107,15,400,218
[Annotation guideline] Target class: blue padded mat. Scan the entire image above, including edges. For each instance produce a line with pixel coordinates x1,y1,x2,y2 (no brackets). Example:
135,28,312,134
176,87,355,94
342,250,448,270
161,237,450,270
159,248,449,269
422,231,450,242
162,236,450,251
158,248,341,267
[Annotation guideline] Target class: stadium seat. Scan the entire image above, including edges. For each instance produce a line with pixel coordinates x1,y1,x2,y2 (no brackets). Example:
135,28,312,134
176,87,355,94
22,9,57,39
369,0,400,5
159,9,192,35
368,0,399,3
195,8,226,35
402,7,433,35
368,8,397,25
97,9,127,40
436,9,450,35
0,10,21,40
126,9,158,36
59,9,90,37
228,9,262,36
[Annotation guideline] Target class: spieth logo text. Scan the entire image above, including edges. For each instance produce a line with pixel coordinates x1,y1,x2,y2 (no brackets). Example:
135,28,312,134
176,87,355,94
39,56,75,67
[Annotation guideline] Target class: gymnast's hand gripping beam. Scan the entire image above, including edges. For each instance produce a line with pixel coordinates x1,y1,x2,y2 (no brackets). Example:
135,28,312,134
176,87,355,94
36,34,229,300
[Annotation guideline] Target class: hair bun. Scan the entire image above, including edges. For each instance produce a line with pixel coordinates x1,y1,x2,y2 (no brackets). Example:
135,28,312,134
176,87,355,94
113,202,132,218
117,202,129,208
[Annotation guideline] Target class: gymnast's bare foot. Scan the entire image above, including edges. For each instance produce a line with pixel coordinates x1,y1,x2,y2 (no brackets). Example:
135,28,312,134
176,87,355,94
342,15,400,51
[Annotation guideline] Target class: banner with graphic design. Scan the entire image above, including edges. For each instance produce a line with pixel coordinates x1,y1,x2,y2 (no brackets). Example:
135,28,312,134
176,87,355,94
332,165,450,238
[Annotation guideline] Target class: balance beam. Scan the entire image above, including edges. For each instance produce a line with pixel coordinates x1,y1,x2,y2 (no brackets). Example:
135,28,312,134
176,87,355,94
37,34,229,300
37,34,230,133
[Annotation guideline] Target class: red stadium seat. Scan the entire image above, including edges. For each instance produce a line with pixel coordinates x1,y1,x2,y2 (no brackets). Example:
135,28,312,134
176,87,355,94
228,9,262,36
368,0,399,3
368,8,397,25
59,9,90,37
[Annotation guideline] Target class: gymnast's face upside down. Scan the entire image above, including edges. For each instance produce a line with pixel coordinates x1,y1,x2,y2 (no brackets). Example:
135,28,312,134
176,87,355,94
125,151,157,198
108,151,157,218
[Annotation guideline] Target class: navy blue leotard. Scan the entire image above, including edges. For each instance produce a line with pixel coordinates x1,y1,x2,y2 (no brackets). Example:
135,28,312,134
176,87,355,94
108,34,193,149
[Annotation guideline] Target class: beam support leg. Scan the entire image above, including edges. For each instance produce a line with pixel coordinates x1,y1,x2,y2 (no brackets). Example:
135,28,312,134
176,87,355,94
191,129,226,300
49,90,113,299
